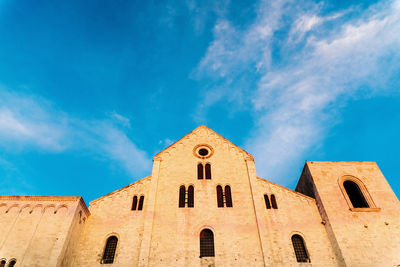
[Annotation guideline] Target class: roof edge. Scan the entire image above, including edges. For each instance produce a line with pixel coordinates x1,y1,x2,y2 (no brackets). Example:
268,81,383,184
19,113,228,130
153,125,253,160
90,175,151,205
0,195,82,201
257,177,315,201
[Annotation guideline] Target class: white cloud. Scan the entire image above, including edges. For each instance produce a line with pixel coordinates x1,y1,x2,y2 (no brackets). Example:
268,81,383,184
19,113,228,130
0,89,151,177
109,111,131,128
195,0,400,183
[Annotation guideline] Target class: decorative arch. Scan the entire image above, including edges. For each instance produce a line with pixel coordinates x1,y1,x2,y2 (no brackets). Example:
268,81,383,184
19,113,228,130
44,205,56,215
55,205,68,214
6,205,19,214
0,259,6,267
20,204,31,213
0,204,7,214
32,204,44,214
338,175,379,211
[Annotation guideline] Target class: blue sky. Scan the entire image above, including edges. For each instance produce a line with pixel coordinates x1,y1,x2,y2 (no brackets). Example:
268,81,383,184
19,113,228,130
0,0,399,202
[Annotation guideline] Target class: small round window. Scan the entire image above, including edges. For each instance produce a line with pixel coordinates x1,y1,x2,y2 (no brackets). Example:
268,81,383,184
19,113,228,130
193,144,213,159
198,148,209,156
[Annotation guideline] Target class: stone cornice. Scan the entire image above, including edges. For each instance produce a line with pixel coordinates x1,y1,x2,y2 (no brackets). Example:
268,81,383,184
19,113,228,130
0,195,81,202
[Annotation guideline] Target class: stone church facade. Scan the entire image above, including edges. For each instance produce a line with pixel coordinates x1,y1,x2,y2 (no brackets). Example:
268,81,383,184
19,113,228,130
1,126,399,266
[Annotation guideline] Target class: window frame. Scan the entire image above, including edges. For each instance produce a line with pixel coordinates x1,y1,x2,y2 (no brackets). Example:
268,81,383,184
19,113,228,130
187,185,194,208
338,175,380,212
270,194,278,209
216,185,224,208
179,185,186,208
131,196,138,211
291,234,310,263
224,185,233,207
264,194,271,209
199,228,215,258
197,163,204,180
138,196,144,211
7,260,16,267
101,235,119,264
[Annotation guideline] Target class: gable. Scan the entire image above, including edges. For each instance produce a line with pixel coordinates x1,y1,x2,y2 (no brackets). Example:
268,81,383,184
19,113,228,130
154,125,253,161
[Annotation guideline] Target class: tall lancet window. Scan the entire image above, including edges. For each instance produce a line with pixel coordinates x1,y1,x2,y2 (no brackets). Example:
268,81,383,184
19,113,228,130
216,185,233,208
270,194,278,209
205,164,212,179
179,185,194,208
197,163,204,180
138,196,144,210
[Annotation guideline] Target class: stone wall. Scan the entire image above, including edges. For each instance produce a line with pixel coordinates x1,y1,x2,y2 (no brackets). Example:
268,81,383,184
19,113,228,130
257,179,338,266
0,196,88,267
72,177,151,266
146,126,264,267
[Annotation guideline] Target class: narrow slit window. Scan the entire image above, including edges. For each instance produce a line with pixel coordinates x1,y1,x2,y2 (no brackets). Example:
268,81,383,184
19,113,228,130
216,186,224,208
271,194,278,209
200,229,215,257
131,196,138,210
187,185,194,207
264,194,271,209
102,236,118,264
343,181,369,208
138,196,144,211
179,186,186,208
197,163,204,180
225,185,233,207
292,235,309,263
205,164,212,179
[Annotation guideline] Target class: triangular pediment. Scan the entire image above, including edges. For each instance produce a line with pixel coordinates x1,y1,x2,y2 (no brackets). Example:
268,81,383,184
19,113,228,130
153,125,253,160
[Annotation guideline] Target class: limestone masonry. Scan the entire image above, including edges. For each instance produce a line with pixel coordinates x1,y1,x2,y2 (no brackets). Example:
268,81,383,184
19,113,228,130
1,126,399,267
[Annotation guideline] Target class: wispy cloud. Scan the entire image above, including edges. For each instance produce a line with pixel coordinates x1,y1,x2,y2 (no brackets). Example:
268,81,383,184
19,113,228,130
195,0,400,183
0,89,151,177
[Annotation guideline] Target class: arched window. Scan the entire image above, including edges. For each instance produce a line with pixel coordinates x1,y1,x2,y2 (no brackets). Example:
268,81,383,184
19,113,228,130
138,196,144,211
188,185,194,208
0,260,6,267
343,181,369,208
8,260,16,267
179,185,186,208
102,236,118,264
291,235,309,262
271,194,278,209
205,164,212,179
225,185,232,207
200,229,215,257
131,196,138,210
216,185,224,207
264,194,271,209
197,163,204,179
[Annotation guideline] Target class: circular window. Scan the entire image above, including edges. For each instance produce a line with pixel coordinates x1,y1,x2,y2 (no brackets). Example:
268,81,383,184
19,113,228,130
193,144,214,159
198,148,209,156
